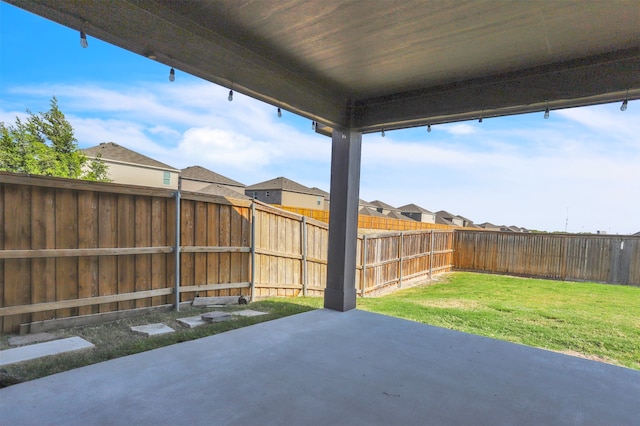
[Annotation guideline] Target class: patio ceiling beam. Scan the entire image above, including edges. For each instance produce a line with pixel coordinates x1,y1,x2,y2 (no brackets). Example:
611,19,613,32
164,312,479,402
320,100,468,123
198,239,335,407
352,47,640,133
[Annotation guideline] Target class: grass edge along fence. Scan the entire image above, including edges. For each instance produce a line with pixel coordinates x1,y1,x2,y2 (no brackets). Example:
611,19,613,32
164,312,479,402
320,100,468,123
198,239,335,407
0,173,454,333
454,230,640,286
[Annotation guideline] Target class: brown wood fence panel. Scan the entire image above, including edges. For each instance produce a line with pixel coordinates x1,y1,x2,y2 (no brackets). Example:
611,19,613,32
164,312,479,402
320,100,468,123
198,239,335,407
0,174,177,333
454,230,640,285
1,173,456,333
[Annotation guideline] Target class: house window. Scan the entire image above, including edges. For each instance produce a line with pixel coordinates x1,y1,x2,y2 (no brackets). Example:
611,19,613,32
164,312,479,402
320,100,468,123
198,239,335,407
163,171,171,185
266,191,270,197
253,191,258,199
317,196,322,206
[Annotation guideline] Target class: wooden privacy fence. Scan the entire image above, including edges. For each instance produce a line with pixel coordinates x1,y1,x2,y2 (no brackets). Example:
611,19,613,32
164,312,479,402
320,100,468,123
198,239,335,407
454,230,640,285
358,230,454,296
276,205,455,231
0,173,454,333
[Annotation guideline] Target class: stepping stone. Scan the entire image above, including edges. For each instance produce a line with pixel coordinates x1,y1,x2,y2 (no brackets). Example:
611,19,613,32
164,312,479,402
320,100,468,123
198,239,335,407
8,332,57,347
0,337,94,367
233,310,267,317
130,323,175,337
176,316,207,329
201,311,232,323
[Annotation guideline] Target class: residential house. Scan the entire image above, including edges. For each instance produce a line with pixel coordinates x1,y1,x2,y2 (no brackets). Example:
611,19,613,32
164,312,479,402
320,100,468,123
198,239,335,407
477,222,502,231
83,142,180,189
245,177,327,210
386,210,413,221
359,206,387,217
398,203,435,223
369,200,400,215
310,187,331,210
181,165,246,196
434,210,464,227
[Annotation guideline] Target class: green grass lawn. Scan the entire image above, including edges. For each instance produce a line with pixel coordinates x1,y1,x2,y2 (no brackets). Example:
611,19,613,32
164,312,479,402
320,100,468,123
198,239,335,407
356,272,640,370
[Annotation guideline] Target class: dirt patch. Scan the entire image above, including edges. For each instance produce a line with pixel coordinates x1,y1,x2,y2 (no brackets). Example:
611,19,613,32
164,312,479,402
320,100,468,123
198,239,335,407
416,299,482,310
554,349,617,365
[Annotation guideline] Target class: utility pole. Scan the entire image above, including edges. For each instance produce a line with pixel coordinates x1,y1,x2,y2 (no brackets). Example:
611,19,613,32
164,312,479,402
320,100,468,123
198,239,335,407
564,206,569,233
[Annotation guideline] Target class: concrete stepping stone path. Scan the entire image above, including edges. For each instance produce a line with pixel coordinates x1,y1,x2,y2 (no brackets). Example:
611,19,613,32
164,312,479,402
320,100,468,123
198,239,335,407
0,337,94,367
130,323,175,337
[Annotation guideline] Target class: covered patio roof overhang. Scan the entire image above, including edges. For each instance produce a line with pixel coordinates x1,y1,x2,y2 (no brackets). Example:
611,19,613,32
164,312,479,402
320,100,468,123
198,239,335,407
8,0,640,310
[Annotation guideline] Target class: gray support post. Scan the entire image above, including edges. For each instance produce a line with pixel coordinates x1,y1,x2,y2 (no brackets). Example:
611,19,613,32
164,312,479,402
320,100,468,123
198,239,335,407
398,232,404,288
301,216,308,296
362,235,368,297
250,202,256,302
324,128,362,311
429,230,434,280
174,178,181,311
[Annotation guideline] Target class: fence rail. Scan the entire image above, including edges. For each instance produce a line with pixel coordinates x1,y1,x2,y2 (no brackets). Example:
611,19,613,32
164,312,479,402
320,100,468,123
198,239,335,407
454,230,640,285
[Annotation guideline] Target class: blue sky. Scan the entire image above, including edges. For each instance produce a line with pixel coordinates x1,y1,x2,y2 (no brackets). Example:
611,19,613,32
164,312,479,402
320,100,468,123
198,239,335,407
1,2,639,234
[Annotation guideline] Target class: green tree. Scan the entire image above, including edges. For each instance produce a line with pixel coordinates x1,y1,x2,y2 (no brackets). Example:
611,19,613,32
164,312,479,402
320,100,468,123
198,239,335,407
0,97,110,182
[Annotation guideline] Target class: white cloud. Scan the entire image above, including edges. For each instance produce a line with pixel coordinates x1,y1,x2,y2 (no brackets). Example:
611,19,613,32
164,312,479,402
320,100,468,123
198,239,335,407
441,123,477,135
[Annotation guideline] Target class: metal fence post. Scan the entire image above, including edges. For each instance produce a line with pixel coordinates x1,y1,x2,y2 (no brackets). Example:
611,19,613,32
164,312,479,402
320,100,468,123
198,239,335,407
250,202,256,302
174,179,181,311
362,234,368,297
429,230,434,280
398,232,404,288
302,216,308,296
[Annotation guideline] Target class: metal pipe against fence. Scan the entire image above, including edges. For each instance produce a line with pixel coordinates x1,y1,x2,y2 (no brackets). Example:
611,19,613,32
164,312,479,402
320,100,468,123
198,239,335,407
429,230,434,279
250,202,256,302
362,234,368,297
174,179,181,311
301,216,308,296
398,232,404,288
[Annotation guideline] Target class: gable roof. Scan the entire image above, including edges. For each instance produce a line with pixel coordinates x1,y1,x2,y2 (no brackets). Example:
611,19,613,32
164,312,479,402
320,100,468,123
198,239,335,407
435,216,455,226
369,200,398,211
194,183,250,199
386,211,412,221
397,203,433,214
181,165,245,187
310,187,330,198
83,142,177,171
246,177,317,196
359,206,387,217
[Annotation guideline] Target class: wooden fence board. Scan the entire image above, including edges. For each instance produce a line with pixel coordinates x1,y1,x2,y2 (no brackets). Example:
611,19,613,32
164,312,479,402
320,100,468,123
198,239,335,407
205,203,220,297
151,197,167,306
98,192,118,312
134,196,152,308
117,194,134,311
3,184,32,331
193,201,208,297
55,188,78,319
30,186,56,321
78,190,99,315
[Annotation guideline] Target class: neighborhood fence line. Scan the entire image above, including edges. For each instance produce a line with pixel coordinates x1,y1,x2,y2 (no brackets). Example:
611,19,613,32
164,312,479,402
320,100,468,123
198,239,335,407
275,205,455,231
0,173,454,333
454,230,640,285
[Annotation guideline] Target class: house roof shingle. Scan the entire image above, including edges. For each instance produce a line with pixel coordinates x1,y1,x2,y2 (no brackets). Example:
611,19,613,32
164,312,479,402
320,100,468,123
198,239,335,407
369,200,398,211
181,165,245,187
397,203,433,214
359,206,387,217
386,210,413,221
83,142,178,170
194,183,250,199
246,177,317,196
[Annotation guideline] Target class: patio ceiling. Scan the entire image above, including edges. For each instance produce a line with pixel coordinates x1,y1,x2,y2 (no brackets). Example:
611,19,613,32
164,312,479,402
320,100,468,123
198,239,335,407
8,0,640,135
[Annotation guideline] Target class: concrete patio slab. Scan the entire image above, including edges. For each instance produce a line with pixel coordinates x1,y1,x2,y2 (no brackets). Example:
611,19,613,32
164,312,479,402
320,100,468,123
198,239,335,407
232,309,267,317
176,316,207,329
130,323,174,336
1,309,638,425
0,337,94,367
